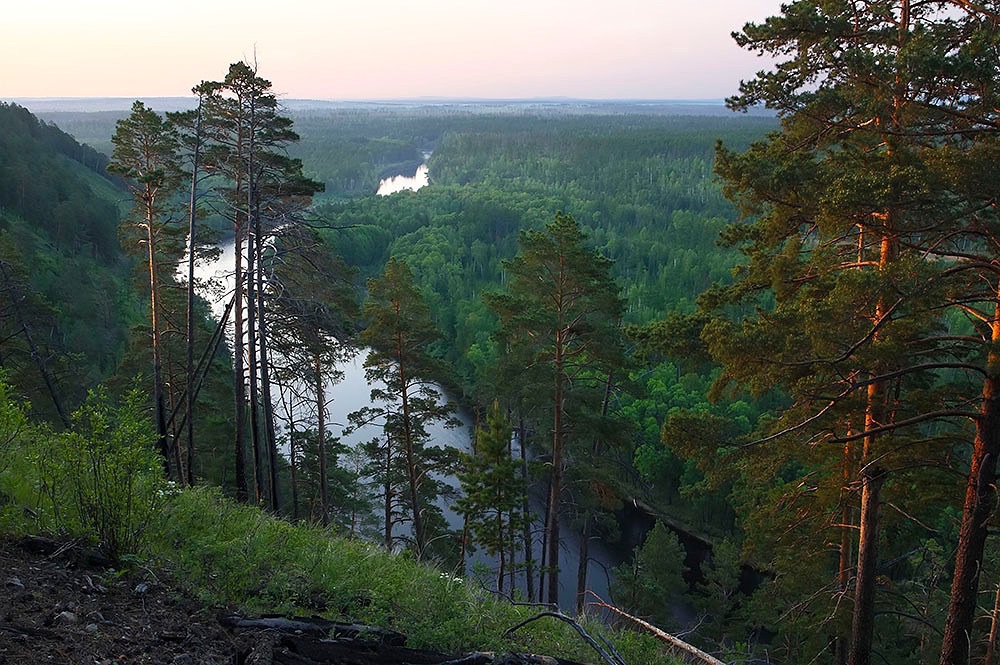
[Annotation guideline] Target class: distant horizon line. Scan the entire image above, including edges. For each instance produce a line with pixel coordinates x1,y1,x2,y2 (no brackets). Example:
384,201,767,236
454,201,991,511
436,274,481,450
8,95,730,104
6,96,777,119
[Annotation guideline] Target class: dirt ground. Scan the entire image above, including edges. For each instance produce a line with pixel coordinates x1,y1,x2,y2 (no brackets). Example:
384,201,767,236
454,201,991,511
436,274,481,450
0,536,236,664
0,536,592,665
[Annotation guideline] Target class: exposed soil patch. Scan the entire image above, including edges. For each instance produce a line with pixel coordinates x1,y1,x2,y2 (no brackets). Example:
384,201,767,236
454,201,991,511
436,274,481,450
0,536,235,664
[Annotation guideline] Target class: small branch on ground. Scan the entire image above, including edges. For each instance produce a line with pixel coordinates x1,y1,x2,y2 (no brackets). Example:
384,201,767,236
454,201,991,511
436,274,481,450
504,611,627,665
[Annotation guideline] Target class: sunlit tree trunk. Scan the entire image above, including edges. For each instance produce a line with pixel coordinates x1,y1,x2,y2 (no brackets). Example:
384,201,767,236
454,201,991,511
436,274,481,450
941,286,1000,665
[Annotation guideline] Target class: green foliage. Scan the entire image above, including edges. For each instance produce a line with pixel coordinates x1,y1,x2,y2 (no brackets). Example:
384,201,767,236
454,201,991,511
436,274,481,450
152,486,679,664
687,2,1000,662
44,386,167,562
0,377,166,562
351,258,460,559
456,401,524,586
611,521,688,630
313,113,772,393
690,538,745,645
0,105,132,408
0,103,119,260
0,377,37,529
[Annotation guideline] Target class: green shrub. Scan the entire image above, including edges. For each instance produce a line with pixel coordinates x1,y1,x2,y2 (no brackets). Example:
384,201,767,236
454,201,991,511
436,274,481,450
0,377,38,531
42,386,167,562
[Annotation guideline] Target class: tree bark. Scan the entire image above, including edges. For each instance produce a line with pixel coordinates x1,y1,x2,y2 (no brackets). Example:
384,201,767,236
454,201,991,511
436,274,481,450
575,515,591,615
246,218,265,505
145,194,171,478
836,439,855,665
232,214,249,503
183,95,202,487
315,352,329,527
848,464,884,665
383,438,394,550
519,414,535,603
545,328,565,606
940,293,1000,665
256,242,281,512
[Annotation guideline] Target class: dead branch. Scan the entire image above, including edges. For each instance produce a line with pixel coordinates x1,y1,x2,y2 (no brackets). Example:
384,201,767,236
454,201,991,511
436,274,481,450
589,600,726,665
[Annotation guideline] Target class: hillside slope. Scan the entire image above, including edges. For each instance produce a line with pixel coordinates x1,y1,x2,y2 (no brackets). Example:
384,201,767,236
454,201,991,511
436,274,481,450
0,102,133,418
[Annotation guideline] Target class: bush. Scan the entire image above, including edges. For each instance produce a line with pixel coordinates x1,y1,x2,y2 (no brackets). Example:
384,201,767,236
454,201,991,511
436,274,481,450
42,386,167,562
0,377,36,530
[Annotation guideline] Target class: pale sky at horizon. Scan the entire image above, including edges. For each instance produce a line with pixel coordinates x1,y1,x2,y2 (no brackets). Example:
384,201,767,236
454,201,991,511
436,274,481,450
2,1,785,100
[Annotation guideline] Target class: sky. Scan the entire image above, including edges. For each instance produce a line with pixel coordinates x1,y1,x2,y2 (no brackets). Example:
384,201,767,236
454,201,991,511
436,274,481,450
2,0,785,100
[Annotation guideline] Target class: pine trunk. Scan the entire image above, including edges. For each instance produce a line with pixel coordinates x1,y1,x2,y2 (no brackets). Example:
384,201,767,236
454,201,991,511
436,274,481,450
940,295,1000,665
315,352,329,527
246,225,265,505
146,199,171,477
836,440,855,665
232,218,249,503
183,99,202,487
848,464,883,665
383,439,393,550
519,414,535,602
576,515,591,615
545,357,564,606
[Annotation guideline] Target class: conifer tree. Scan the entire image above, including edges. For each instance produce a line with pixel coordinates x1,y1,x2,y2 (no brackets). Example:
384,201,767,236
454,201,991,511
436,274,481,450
199,62,322,505
486,212,625,606
697,2,1000,662
108,101,185,476
457,400,524,592
349,258,458,559
267,227,357,525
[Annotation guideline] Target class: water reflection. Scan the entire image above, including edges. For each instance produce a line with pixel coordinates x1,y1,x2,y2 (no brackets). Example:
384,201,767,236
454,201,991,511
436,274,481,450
377,163,429,196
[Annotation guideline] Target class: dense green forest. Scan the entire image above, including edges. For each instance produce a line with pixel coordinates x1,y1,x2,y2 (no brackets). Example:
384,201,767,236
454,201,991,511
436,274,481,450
1,3,999,664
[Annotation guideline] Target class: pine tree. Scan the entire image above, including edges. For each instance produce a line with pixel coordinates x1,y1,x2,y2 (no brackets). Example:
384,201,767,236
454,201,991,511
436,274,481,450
486,212,625,606
108,101,185,477
699,2,1000,662
457,400,524,592
199,62,322,505
349,258,458,559
268,226,357,525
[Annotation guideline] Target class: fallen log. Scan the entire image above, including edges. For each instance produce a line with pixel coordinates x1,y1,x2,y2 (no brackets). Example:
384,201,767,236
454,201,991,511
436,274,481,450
219,614,406,646
224,614,590,665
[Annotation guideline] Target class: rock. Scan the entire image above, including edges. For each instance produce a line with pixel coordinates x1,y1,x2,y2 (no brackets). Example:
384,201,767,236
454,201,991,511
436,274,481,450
133,582,151,595
85,623,99,633
53,610,78,625
6,576,24,590
85,574,107,593
172,655,195,664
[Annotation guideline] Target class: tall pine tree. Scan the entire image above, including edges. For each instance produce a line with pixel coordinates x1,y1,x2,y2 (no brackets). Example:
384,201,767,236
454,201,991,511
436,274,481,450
486,212,625,606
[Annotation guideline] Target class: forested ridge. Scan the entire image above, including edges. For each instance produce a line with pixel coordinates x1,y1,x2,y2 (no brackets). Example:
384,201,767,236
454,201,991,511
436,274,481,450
1,3,999,664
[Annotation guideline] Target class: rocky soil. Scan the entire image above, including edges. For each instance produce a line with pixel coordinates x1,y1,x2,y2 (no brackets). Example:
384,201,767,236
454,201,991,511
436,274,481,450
0,536,235,664
0,536,590,665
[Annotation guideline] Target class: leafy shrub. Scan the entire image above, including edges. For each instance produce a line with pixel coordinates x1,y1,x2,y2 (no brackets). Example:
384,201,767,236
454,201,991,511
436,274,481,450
0,377,38,530
42,386,167,562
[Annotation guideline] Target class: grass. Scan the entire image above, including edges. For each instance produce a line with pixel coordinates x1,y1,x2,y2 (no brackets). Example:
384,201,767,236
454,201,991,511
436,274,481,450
149,487,679,665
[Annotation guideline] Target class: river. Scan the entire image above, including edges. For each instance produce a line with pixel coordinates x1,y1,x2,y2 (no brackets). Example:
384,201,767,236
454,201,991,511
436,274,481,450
376,163,429,196
191,183,627,610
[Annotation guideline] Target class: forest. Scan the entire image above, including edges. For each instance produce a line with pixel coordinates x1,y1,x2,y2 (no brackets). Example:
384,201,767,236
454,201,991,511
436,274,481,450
1,2,999,665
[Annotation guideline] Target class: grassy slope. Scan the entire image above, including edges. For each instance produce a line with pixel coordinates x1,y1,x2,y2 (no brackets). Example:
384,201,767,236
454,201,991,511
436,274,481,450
152,488,679,665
